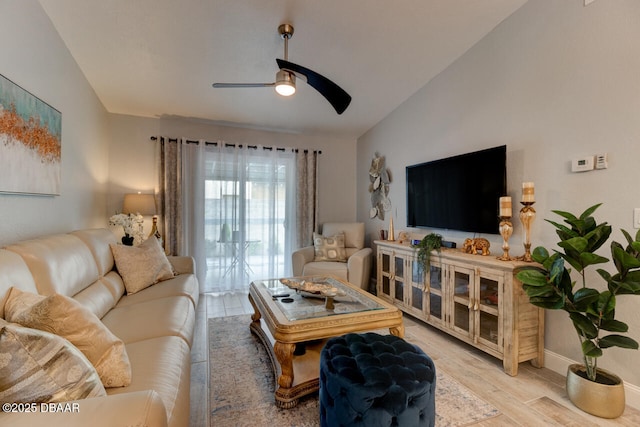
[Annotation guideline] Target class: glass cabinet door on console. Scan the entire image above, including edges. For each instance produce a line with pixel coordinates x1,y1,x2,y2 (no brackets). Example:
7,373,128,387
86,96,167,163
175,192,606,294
476,272,502,353
427,263,445,326
393,254,405,305
407,260,445,327
379,249,392,299
450,266,474,339
407,259,424,317
377,248,406,305
449,265,503,352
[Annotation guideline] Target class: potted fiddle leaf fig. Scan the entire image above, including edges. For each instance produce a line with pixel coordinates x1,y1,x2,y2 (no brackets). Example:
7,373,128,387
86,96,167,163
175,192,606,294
413,233,443,272
516,203,640,418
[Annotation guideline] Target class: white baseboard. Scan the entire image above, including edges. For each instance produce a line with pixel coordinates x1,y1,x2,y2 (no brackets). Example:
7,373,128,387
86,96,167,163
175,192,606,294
544,350,640,410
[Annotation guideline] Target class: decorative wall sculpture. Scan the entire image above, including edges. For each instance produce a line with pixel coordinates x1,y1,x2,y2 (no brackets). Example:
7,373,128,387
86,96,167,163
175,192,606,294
368,152,391,220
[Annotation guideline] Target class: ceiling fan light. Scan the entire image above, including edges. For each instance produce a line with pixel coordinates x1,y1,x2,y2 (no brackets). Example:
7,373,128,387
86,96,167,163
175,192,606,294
275,70,296,96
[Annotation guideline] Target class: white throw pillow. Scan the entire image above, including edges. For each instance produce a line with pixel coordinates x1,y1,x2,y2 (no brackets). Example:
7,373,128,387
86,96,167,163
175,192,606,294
4,287,132,388
110,236,175,294
0,318,106,403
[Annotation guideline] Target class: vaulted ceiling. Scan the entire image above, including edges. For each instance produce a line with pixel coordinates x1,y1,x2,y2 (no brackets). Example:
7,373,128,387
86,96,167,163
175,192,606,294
39,0,527,139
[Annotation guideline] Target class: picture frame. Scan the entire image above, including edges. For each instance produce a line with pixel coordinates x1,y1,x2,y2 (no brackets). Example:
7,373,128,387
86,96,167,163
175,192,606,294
0,74,61,195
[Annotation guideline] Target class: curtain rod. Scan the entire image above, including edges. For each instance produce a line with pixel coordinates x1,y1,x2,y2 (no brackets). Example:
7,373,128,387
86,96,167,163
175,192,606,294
149,136,321,154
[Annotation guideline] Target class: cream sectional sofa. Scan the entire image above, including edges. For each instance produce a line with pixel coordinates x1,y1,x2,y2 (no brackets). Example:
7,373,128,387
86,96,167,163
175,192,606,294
0,228,199,427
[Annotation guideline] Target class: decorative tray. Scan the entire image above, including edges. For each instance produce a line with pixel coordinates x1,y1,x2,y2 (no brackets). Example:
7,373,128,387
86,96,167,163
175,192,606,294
279,277,346,297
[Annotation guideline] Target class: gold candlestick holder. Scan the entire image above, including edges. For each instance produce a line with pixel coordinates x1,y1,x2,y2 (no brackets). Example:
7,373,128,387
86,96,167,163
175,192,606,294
517,202,536,262
497,217,514,261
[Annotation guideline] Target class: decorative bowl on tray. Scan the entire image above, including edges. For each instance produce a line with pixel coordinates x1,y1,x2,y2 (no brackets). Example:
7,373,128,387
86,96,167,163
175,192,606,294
279,277,346,298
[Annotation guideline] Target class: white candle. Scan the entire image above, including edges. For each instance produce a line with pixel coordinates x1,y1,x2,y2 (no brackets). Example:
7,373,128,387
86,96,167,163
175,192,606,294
499,196,512,217
522,182,535,203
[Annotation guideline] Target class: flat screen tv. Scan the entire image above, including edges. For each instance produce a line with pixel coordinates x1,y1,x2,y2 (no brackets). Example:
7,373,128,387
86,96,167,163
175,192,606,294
406,145,506,234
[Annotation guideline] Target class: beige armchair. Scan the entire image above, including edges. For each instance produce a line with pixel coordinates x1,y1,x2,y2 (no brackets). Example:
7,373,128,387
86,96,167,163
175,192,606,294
292,222,372,290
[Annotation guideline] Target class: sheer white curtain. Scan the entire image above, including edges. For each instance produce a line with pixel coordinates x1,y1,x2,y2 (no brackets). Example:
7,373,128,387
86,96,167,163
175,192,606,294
159,138,300,293
200,143,297,292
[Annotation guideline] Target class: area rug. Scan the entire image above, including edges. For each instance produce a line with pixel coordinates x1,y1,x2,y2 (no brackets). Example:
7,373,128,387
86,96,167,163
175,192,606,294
209,315,499,427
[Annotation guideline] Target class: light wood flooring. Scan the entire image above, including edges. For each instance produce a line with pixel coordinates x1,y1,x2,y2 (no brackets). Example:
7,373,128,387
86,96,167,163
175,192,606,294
189,291,640,427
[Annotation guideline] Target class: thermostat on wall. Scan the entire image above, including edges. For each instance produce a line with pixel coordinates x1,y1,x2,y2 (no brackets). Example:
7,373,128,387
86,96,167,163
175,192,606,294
571,156,594,172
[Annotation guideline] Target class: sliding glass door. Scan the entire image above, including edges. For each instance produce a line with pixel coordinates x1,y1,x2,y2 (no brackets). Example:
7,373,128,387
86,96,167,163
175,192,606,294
203,145,295,292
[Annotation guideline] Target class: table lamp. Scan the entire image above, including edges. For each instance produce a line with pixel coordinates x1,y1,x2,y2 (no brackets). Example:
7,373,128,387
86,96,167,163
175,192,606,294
122,193,161,240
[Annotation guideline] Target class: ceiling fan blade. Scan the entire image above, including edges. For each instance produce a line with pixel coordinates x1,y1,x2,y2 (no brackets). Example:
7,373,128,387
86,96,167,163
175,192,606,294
276,59,351,114
212,82,275,88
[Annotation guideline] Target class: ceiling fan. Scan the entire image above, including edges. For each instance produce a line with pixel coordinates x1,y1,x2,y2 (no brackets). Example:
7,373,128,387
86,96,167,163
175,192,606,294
212,24,352,115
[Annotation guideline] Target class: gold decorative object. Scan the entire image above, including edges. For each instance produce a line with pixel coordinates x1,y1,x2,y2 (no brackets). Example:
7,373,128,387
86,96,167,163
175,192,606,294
396,231,409,245
497,196,513,261
462,238,490,256
149,215,162,240
517,182,536,262
388,214,395,241
497,218,514,261
518,202,536,262
279,277,346,297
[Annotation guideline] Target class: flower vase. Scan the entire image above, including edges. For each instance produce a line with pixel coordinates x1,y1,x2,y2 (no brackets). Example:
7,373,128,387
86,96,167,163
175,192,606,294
121,235,134,246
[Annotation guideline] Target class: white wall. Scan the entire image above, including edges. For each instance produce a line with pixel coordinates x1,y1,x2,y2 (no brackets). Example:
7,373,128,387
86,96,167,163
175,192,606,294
358,0,640,393
0,0,110,246
107,114,358,234
0,1,357,245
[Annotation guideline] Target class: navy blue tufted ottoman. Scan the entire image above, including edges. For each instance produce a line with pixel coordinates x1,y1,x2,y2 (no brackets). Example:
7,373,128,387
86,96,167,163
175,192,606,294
319,333,436,427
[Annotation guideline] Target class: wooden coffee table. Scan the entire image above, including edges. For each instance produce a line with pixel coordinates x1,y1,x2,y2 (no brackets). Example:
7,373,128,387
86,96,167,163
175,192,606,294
248,275,404,408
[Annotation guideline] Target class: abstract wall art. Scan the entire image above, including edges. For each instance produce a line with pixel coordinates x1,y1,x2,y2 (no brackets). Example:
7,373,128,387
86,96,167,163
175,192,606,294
0,74,61,195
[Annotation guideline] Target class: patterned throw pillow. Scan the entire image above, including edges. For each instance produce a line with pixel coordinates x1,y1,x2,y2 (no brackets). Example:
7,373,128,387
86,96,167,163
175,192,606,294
313,233,347,262
110,236,175,295
4,288,132,388
0,318,106,403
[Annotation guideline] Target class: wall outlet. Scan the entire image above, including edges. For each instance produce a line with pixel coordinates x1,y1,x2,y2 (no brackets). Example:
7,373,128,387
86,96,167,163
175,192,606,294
634,208,640,229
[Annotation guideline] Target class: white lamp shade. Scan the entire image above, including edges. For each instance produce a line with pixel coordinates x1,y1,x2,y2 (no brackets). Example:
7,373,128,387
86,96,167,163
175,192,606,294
122,193,156,215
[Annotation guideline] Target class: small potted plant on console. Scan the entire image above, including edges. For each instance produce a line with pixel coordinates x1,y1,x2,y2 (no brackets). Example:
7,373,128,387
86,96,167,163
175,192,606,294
413,233,443,273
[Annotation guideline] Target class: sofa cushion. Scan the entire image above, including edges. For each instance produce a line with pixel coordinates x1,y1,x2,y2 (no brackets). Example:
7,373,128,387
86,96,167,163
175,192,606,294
107,336,192,427
0,319,106,403
103,296,195,346
72,276,123,320
0,249,39,319
116,273,199,309
5,234,100,297
70,229,118,277
313,233,347,262
110,237,175,295
4,288,132,388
